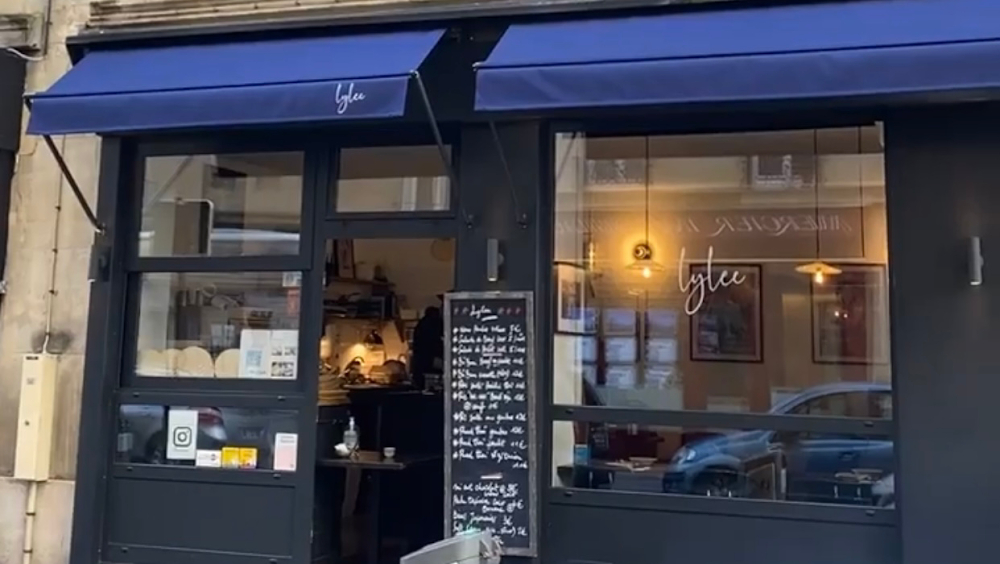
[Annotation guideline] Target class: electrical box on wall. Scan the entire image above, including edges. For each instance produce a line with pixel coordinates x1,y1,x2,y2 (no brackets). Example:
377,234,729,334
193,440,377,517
14,354,58,482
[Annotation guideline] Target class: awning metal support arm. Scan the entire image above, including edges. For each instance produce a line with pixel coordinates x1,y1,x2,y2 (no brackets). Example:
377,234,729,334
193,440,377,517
24,99,105,234
411,71,474,228
487,120,528,228
42,134,105,234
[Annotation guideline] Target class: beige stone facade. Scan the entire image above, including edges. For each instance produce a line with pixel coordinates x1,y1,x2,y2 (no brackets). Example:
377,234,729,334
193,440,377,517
2,2,100,563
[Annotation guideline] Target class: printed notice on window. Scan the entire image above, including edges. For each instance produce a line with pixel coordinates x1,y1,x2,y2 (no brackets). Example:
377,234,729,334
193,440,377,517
239,329,299,379
274,433,298,472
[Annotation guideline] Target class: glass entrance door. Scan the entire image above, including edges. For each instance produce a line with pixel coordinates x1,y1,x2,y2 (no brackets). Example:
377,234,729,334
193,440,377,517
105,145,319,564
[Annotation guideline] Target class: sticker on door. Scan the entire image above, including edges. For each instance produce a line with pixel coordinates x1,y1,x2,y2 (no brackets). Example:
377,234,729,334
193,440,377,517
166,408,198,460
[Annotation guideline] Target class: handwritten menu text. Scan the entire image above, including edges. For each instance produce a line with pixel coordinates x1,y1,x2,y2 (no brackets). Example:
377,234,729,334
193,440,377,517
445,294,536,555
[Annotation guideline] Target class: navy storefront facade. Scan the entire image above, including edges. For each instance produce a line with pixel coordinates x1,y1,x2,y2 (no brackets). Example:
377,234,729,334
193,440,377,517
31,2,1000,564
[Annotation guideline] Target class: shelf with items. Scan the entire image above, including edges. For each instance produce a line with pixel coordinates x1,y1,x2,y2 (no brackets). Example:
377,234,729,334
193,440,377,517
324,276,394,290
323,295,391,321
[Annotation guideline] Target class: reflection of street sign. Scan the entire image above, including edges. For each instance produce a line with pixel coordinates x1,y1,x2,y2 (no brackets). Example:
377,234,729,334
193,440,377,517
166,409,198,460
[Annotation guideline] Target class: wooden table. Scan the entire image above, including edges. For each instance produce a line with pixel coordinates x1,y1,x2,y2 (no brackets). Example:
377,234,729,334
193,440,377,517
317,452,441,564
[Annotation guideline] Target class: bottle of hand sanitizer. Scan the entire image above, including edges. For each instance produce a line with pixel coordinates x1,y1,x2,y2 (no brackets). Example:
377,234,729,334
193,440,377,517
344,416,359,455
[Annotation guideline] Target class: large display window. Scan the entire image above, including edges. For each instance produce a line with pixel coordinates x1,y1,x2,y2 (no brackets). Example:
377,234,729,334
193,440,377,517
551,126,894,508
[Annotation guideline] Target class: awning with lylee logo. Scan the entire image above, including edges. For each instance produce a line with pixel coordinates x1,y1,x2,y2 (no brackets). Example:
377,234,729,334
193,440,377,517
26,29,445,135
475,0,1000,112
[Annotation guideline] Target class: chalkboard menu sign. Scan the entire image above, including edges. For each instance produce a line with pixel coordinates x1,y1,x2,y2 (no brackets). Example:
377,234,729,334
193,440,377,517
444,291,537,557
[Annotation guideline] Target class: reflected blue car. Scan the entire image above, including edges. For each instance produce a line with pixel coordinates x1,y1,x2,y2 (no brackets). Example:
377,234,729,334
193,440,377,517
661,382,893,505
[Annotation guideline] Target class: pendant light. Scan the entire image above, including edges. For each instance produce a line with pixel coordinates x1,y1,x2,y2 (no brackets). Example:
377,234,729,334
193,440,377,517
795,130,841,284
628,136,665,278
795,261,841,284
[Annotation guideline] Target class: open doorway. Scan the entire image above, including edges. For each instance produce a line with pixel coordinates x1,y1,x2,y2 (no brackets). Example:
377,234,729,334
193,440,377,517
312,237,455,564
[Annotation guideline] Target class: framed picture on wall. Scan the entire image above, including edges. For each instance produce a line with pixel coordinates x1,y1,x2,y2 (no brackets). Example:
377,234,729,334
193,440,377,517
811,264,889,364
689,263,762,362
335,240,356,279
555,262,587,333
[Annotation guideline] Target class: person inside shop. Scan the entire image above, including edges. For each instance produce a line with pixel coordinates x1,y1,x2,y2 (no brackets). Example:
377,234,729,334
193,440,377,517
410,298,444,390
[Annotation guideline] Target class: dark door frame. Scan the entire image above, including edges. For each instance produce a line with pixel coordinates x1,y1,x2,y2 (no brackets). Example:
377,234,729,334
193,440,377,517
69,124,478,564
0,51,26,303
0,149,14,298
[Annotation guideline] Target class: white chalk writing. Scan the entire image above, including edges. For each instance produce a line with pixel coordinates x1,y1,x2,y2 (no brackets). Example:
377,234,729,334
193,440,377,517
449,300,531,544
678,246,747,315
335,82,366,115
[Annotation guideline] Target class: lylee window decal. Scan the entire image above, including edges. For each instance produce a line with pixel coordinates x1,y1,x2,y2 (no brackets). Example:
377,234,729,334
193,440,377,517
677,246,748,316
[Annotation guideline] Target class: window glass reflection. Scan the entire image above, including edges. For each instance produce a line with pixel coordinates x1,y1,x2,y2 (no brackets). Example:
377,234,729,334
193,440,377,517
336,146,450,213
553,127,890,414
134,272,301,380
551,419,894,507
141,152,304,257
116,405,298,471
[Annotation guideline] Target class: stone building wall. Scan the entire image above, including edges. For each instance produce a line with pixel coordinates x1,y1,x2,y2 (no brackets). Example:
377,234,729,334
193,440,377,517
1,2,100,563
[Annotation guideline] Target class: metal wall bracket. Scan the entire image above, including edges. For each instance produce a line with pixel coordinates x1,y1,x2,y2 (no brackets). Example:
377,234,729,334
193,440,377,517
411,70,474,228
488,120,528,228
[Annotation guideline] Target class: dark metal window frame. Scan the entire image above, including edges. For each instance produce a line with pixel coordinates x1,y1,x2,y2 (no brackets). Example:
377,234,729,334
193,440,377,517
326,124,462,222
78,133,328,564
120,136,319,394
71,124,476,564
542,116,898,527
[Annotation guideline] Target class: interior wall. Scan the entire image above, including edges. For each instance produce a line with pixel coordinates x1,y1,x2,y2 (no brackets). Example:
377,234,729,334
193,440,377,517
351,238,454,312
324,238,455,372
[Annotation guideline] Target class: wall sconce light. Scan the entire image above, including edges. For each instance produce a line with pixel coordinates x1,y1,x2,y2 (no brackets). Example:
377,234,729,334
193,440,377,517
487,238,504,282
969,236,984,286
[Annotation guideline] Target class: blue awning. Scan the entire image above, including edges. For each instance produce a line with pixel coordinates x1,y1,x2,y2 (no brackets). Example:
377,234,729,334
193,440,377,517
475,0,1000,112
28,29,445,135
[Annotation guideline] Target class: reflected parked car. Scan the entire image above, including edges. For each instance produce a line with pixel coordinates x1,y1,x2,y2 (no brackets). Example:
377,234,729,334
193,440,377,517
118,405,228,464
118,406,296,467
661,382,893,505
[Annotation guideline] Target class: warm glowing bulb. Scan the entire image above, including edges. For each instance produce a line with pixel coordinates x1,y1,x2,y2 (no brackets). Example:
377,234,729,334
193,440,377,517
813,270,825,284
642,266,652,279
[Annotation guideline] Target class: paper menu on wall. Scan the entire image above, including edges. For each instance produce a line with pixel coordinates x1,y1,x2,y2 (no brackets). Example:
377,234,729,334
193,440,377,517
238,329,299,379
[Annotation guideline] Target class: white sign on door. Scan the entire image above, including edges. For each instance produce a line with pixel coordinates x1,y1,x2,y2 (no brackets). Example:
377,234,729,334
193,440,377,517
273,433,298,472
166,408,198,460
